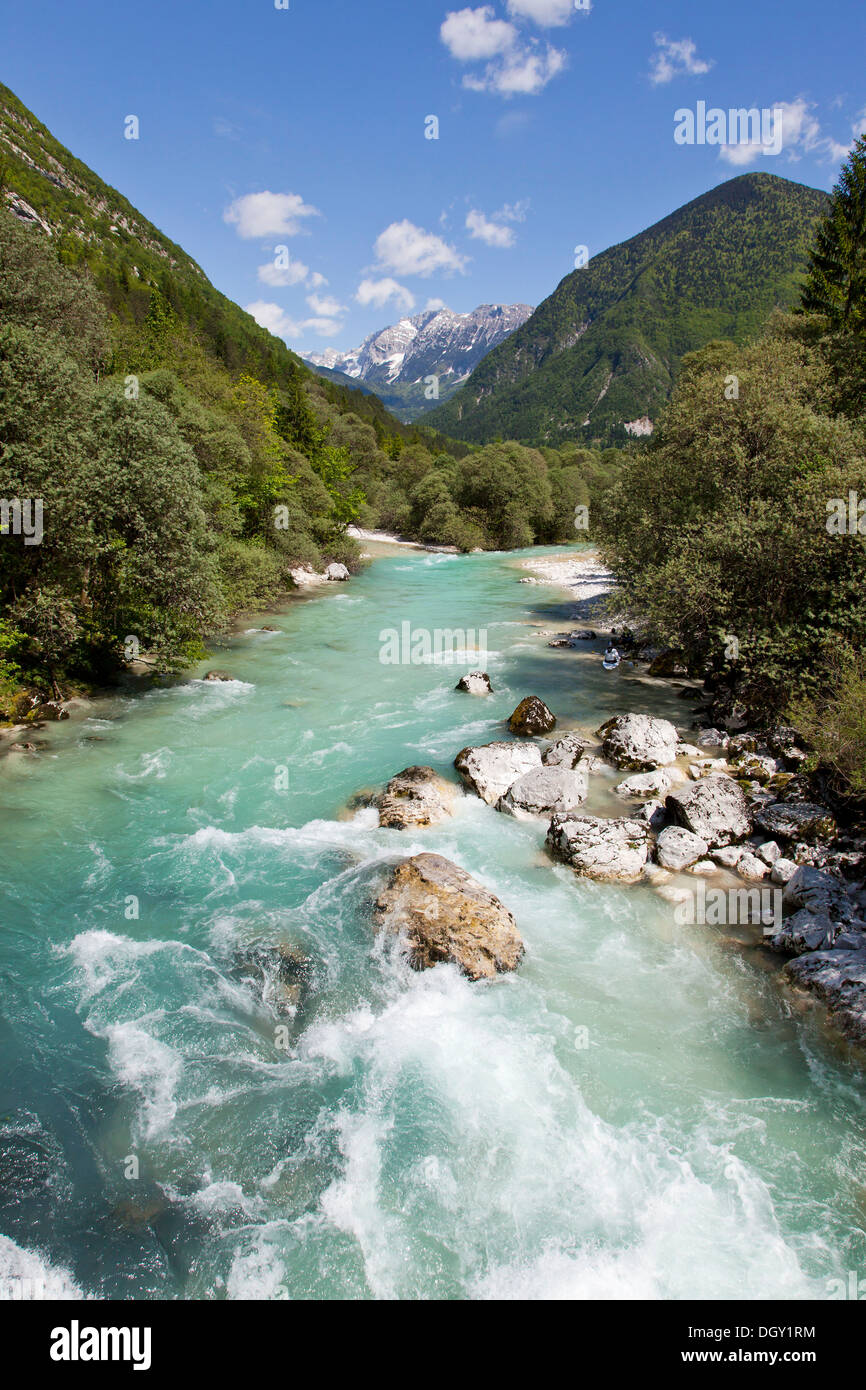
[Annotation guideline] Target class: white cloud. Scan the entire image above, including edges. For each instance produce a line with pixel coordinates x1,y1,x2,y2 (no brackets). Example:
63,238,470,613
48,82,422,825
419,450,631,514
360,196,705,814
224,191,320,239
355,278,416,312
426,297,448,311
506,0,580,26
465,203,527,248
441,5,567,97
440,6,516,60
257,256,310,287
308,271,328,289
719,98,853,166
464,41,566,96
245,300,341,341
650,34,713,86
373,220,468,277
306,292,346,317
467,209,514,247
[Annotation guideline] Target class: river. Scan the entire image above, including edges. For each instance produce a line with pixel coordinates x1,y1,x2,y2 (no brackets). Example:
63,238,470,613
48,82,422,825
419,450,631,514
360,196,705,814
0,544,864,1300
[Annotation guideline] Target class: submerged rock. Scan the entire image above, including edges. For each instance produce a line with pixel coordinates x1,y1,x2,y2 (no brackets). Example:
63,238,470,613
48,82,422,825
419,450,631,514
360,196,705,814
373,852,524,980
498,764,588,820
374,766,456,829
508,696,556,736
454,741,542,806
234,943,312,1017
786,949,866,1046
598,714,679,771
547,815,650,882
666,776,753,848
455,671,493,695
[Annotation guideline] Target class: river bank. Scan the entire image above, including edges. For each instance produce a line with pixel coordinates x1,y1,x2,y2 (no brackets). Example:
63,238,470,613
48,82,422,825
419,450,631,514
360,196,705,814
506,551,866,1057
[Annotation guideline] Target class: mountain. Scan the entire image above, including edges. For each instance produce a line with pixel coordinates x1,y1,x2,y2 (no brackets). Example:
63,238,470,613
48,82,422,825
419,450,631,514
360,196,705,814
0,81,460,456
425,173,830,447
305,303,533,422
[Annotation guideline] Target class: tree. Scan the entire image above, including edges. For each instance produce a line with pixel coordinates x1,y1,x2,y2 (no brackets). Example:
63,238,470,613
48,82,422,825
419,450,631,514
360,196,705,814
802,134,866,331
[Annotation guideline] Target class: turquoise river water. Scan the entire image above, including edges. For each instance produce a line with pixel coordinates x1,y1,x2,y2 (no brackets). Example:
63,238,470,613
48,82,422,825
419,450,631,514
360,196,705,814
0,544,864,1300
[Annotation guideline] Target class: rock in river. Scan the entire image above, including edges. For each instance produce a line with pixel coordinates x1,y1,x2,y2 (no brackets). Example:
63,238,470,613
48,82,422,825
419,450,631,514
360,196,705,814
598,714,679,770
455,671,493,695
785,949,866,1046
665,776,753,848
373,852,524,980
542,732,590,768
547,815,650,882
508,696,556,736
656,826,709,871
455,741,542,806
498,764,589,820
754,802,837,845
374,766,456,829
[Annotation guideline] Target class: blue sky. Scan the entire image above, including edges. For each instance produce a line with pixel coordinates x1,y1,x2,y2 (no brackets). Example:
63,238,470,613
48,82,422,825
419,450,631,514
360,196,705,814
3,0,865,357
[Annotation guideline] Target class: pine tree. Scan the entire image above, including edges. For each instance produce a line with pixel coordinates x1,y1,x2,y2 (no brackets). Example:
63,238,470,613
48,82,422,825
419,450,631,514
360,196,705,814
802,135,866,330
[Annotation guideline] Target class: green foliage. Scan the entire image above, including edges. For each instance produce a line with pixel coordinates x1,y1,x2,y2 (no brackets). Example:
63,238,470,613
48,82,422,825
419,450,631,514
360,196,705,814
790,650,866,797
802,135,866,331
595,321,866,720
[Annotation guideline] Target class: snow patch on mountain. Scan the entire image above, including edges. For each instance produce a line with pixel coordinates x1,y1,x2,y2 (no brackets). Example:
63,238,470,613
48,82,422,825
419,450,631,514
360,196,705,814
306,304,533,389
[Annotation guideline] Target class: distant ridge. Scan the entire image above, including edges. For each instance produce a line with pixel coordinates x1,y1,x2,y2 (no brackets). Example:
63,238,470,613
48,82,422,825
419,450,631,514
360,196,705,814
306,303,533,422
425,173,830,446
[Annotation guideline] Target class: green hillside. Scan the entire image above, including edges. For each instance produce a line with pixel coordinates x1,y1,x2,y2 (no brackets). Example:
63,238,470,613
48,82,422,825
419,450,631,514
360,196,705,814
0,81,462,456
426,173,830,446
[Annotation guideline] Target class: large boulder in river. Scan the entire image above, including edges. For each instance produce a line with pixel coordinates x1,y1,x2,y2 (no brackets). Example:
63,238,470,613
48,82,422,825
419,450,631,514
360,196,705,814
374,766,456,829
455,671,493,695
508,696,556,736
454,741,542,806
656,826,709,872
598,714,679,770
546,815,650,882
325,562,350,581
498,764,589,820
373,853,524,980
542,732,590,768
754,802,837,845
665,776,752,848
